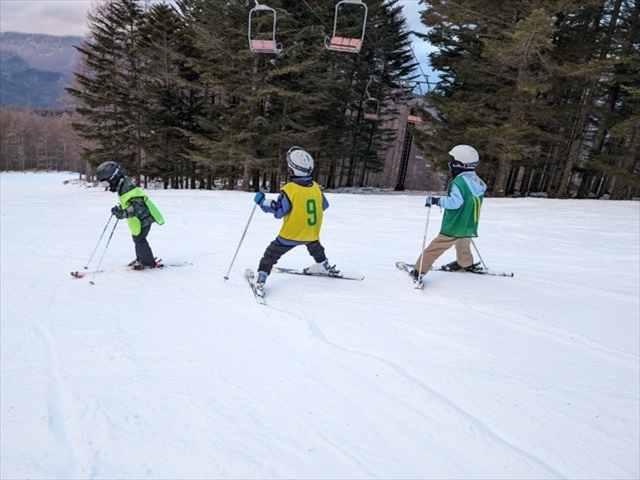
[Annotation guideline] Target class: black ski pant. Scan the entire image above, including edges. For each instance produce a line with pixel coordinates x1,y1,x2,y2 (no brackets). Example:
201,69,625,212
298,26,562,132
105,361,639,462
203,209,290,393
132,224,155,266
258,239,326,274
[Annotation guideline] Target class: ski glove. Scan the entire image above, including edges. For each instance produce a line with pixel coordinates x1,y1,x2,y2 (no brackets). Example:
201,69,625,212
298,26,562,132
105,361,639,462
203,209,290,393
111,205,126,219
425,196,440,207
254,192,265,205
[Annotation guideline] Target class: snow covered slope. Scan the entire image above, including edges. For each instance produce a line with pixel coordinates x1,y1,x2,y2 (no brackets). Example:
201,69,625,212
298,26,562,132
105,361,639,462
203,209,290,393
1,172,638,479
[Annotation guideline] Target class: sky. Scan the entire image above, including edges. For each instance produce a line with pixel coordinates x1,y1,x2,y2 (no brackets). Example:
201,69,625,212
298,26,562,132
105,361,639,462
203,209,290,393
1,171,639,479
0,0,437,84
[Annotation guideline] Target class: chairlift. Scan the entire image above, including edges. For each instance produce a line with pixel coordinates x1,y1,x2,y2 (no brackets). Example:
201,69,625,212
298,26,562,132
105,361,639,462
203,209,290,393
248,0,282,54
407,108,422,123
363,76,379,121
325,0,368,53
363,97,379,121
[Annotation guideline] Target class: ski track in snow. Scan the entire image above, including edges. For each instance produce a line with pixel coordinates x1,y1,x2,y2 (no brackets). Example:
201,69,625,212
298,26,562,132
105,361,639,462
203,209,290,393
265,296,563,477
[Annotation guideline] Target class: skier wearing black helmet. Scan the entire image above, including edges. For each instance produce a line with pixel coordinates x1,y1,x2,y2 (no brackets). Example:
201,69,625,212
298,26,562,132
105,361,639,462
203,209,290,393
251,147,339,294
95,162,165,269
410,145,487,282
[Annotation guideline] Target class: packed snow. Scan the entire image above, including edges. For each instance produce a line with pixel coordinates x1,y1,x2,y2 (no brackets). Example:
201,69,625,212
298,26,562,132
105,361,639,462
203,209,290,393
1,172,638,480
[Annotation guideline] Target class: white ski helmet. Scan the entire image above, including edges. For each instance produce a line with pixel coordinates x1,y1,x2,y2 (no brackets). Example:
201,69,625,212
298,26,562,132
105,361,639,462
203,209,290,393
448,145,479,170
286,146,314,177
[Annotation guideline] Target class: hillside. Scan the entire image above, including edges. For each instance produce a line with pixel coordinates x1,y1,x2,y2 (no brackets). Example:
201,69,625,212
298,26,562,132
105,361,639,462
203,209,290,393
0,32,83,108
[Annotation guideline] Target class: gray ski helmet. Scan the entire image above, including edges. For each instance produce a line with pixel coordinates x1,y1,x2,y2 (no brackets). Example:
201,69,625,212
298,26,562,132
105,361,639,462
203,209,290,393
448,145,479,170
96,161,122,182
286,147,314,177
95,161,124,192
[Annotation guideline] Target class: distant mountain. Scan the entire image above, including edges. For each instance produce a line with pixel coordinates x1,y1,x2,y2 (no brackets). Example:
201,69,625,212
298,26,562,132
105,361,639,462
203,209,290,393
0,32,84,108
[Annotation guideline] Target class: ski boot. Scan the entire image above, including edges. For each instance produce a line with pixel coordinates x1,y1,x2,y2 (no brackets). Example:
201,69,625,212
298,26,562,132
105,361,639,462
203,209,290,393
304,259,340,276
441,261,463,272
255,271,268,296
409,268,424,282
464,262,483,273
132,258,164,270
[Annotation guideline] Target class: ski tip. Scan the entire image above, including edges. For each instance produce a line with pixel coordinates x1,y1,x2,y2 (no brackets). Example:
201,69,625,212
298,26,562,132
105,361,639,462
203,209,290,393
70,271,85,278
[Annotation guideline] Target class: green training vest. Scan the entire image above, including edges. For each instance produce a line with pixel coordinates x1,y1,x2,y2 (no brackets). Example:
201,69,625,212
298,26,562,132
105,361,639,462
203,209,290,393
118,187,165,235
440,176,483,238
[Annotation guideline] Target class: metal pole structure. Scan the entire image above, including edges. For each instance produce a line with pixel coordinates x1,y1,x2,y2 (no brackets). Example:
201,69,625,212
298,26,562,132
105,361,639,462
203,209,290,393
224,203,258,282
84,214,114,269
89,219,119,285
470,238,488,270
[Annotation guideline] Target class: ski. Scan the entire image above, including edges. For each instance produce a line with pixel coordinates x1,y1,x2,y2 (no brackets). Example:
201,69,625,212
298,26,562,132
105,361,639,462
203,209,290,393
430,263,514,277
395,262,425,289
274,267,365,281
70,261,191,279
396,260,514,280
71,270,104,278
245,269,267,305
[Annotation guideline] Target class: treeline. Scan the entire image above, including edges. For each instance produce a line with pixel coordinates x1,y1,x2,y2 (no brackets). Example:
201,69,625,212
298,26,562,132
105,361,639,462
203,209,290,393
415,0,639,199
64,0,418,191
1,1,638,199
0,108,86,174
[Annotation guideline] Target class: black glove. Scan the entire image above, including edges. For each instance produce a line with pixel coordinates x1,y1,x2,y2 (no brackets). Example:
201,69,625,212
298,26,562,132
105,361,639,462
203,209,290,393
111,205,125,219
425,196,440,207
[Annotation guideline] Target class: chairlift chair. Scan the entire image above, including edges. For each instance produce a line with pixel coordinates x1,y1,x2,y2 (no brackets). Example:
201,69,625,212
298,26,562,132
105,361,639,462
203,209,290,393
363,76,379,121
248,1,282,54
363,97,379,121
407,109,422,123
325,0,368,53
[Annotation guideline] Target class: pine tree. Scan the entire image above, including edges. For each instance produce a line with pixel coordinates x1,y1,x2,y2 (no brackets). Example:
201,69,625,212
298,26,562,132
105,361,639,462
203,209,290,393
137,2,206,189
66,0,148,180
416,0,638,199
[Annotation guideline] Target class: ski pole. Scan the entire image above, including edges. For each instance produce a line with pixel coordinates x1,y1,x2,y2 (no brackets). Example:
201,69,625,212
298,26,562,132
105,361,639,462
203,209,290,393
416,206,432,273
84,214,114,269
89,219,119,285
224,202,258,282
470,238,488,270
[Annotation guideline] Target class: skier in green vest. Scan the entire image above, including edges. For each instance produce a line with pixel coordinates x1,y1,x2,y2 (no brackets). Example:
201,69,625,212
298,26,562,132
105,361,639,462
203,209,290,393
95,162,165,270
410,145,487,282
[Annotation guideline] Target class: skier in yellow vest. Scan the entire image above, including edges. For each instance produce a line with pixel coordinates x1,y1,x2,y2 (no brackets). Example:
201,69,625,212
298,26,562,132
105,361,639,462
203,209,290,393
252,147,338,293
95,162,164,270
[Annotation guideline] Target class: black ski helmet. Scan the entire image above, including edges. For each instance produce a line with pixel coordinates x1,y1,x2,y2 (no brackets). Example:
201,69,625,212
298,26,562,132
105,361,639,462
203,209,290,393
96,161,123,192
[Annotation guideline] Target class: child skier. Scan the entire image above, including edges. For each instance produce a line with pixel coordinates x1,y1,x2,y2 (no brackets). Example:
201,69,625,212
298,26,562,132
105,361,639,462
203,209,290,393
95,161,164,269
410,145,487,281
252,146,339,293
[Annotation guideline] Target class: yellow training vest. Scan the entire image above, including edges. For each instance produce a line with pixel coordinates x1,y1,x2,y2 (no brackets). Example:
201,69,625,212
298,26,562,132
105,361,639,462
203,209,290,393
278,182,323,242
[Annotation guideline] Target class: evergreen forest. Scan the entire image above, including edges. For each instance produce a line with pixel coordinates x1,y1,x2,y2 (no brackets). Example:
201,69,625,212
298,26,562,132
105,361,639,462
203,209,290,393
1,0,638,199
